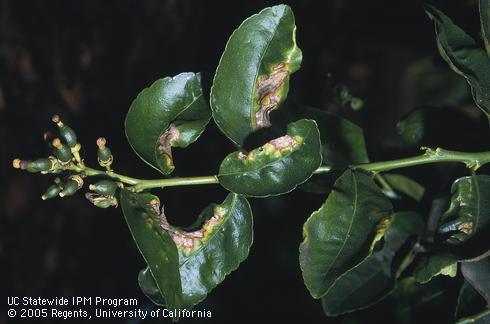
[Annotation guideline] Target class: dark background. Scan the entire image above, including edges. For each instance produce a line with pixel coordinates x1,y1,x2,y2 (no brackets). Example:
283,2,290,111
2,0,489,323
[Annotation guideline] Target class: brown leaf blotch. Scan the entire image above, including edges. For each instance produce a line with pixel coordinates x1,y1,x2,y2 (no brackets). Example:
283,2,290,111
158,124,180,161
255,62,289,129
269,135,297,150
458,222,473,235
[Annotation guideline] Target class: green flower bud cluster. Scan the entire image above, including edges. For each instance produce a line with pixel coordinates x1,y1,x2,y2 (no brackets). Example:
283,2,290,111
13,114,124,205
12,115,80,175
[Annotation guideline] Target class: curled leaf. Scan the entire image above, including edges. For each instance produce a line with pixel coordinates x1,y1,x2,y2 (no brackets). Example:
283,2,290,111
125,72,211,174
218,119,322,197
131,193,253,309
425,5,490,119
120,190,182,319
174,194,253,307
211,4,302,146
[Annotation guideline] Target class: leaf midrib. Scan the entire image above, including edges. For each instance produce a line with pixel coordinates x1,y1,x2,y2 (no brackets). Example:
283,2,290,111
320,171,359,292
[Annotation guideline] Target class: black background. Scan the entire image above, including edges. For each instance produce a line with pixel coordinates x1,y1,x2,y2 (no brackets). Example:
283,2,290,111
2,0,488,323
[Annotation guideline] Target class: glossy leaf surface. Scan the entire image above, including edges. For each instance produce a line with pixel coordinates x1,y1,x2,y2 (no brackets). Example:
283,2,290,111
321,212,424,316
218,119,322,197
130,194,253,309
210,5,302,146
425,5,490,119
176,194,253,307
125,72,211,174
120,190,182,317
299,169,393,298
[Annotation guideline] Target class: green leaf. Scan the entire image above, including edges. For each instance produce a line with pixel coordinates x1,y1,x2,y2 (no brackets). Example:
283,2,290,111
120,190,182,318
321,212,424,316
274,107,369,194
383,173,425,201
303,108,369,166
480,0,490,57
425,5,490,119
299,169,393,299
210,4,302,146
414,252,459,284
218,119,322,197
438,175,490,247
175,193,253,307
461,256,490,305
133,194,253,309
125,72,211,174
138,267,166,306
301,108,368,195
456,309,490,324
456,281,487,319
415,175,490,284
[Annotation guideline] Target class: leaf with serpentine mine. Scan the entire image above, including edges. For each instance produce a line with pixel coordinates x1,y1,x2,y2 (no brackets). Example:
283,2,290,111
125,72,211,174
210,4,302,146
218,119,322,197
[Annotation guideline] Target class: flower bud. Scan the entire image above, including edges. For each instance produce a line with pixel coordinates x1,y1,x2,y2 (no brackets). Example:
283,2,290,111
32,158,55,172
52,138,72,163
42,184,61,200
89,180,118,196
59,180,78,197
59,175,83,197
350,98,364,111
12,159,37,173
52,115,78,148
85,193,118,208
96,137,113,167
12,158,22,169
